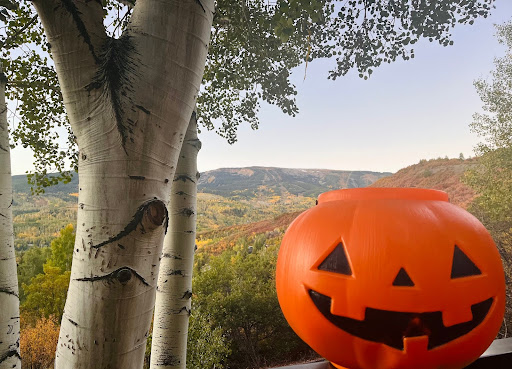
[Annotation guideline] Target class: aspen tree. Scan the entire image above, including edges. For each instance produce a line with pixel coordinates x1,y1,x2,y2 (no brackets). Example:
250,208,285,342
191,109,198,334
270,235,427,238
0,66,20,369
31,1,214,367
151,113,201,369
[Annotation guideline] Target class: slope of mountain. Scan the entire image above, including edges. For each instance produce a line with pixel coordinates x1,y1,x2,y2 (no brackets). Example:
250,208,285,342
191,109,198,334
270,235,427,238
197,211,302,255
198,167,391,198
371,158,478,208
13,160,479,252
13,167,391,197
12,174,79,195
197,158,481,255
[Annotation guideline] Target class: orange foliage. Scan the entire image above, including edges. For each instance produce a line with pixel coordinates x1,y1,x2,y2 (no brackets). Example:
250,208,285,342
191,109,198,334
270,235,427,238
371,158,478,209
20,316,60,369
197,211,302,255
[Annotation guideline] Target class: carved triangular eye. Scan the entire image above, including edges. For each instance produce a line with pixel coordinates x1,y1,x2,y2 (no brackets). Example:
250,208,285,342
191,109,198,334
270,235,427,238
451,245,481,279
392,268,414,287
318,242,352,275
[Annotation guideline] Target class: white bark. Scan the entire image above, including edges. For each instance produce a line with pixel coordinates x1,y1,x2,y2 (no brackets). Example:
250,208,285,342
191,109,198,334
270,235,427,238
31,1,214,367
0,71,21,368
150,112,200,369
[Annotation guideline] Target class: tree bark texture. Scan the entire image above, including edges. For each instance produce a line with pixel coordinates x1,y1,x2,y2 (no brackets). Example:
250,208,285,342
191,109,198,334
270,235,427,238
0,71,21,368
150,112,201,369
30,1,214,367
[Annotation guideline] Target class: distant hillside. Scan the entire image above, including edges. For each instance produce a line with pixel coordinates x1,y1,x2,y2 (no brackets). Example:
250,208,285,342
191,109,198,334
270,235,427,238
197,211,303,255
12,174,79,195
198,167,391,198
12,167,391,197
197,158,483,256
12,161,479,251
371,158,479,208
11,166,389,250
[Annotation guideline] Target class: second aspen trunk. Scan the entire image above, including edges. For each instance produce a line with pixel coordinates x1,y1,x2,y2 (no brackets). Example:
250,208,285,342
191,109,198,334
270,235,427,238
150,113,201,369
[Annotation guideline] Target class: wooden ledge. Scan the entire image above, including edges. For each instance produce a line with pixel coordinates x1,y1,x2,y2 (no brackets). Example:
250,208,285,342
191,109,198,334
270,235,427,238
272,338,512,369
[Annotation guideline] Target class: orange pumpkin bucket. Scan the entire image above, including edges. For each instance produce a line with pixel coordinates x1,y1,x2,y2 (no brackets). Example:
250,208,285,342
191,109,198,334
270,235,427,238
276,188,505,369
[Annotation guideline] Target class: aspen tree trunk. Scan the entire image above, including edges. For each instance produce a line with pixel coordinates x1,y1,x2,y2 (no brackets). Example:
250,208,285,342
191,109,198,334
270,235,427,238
0,70,21,368
31,1,213,367
150,112,200,369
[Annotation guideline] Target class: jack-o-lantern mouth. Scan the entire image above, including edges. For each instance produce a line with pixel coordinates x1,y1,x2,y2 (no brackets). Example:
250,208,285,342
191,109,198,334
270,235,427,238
309,290,493,350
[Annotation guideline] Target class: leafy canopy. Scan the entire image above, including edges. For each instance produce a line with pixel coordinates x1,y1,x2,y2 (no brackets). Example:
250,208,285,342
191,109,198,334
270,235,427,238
21,264,71,321
200,0,496,142
17,245,52,302
186,312,230,369
46,223,75,272
1,0,75,192
20,316,60,369
464,20,512,223
192,240,309,368
2,0,496,189
19,224,75,320
462,21,512,334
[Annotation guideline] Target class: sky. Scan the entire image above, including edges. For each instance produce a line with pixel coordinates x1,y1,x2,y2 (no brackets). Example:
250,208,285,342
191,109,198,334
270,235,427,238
9,0,512,175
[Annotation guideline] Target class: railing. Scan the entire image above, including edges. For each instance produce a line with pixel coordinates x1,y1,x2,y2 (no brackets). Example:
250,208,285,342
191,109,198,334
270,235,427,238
272,337,512,369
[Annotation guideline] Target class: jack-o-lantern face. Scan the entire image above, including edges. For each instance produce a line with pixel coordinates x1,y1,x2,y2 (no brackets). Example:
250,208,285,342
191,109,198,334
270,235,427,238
310,242,493,351
276,188,505,369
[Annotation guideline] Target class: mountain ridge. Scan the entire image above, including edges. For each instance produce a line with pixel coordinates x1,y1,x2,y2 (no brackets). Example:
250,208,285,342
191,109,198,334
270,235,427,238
11,158,479,252
198,166,392,198
12,166,392,197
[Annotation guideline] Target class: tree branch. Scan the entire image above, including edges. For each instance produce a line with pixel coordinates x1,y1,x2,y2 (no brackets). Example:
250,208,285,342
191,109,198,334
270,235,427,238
31,0,107,94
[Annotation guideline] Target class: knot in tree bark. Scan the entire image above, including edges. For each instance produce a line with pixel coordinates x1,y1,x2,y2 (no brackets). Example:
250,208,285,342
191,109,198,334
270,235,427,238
116,268,132,284
143,200,167,231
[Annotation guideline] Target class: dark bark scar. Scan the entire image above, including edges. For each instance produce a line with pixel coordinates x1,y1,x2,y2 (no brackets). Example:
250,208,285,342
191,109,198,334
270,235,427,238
75,266,150,286
91,199,168,249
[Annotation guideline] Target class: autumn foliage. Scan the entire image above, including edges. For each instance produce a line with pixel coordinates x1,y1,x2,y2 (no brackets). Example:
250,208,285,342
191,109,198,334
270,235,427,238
20,316,60,369
371,158,478,209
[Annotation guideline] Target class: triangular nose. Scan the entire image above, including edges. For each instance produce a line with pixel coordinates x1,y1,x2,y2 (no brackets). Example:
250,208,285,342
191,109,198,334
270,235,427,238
393,267,415,286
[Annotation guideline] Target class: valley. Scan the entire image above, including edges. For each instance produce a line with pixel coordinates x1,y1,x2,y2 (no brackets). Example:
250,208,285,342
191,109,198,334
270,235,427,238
11,166,391,250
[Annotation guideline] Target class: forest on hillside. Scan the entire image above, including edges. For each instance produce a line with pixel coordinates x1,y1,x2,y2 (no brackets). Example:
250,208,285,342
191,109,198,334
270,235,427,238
11,167,391,250
16,223,318,368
